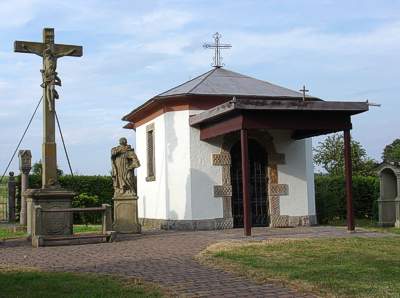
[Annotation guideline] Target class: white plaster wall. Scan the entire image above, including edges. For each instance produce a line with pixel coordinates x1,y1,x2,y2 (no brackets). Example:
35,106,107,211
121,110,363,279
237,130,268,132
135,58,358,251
136,110,192,220
189,126,224,220
164,111,192,220
270,130,316,217
136,114,167,220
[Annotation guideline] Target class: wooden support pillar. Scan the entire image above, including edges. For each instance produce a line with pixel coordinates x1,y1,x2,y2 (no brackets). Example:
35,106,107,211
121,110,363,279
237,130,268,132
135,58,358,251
344,129,355,232
241,129,251,236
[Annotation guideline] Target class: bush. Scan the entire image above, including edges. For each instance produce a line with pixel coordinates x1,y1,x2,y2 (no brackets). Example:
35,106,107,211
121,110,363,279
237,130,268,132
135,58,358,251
315,175,379,224
72,193,101,224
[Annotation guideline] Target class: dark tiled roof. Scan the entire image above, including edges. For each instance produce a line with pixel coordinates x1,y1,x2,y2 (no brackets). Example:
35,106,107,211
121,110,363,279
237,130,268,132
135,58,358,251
157,67,306,98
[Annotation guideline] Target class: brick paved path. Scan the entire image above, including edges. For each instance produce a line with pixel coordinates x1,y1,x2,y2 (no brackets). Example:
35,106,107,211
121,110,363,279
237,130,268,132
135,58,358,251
0,226,388,297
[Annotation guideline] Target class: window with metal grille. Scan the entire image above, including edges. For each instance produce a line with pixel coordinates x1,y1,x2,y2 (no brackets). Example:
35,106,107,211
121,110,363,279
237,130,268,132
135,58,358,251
146,123,155,181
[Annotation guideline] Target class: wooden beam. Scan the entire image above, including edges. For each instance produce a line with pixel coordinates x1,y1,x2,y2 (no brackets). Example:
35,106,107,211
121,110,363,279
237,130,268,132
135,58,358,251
344,129,355,232
241,129,251,236
292,128,346,140
243,111,352,131
200,114,243,140
189,98,369,126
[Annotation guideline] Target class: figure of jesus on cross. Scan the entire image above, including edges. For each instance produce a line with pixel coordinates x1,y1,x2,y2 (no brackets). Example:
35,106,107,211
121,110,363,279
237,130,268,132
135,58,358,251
15,28,82,111
14,28,82,188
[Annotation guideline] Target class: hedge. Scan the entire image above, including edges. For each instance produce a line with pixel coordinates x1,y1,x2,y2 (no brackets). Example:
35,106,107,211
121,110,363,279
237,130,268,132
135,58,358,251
24,175,114,206
16,174,380,225
315,175,379,224
16,175,113,224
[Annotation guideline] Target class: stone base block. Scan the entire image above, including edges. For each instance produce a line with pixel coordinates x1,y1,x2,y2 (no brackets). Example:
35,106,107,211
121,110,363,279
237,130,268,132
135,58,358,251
32,231,117,247
25,188,75,237
271,215,317,228
113,193,141,234
140,217,233,231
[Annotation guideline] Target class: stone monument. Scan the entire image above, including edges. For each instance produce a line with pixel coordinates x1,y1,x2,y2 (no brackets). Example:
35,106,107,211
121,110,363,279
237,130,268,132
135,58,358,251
377,162,400,227
111,137,141,233
18,150,32,226
14,28,82,236
8,172,16,222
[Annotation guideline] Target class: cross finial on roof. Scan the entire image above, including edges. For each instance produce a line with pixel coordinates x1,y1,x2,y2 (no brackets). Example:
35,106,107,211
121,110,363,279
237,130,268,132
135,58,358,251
203,32,232,68
299,85,309,101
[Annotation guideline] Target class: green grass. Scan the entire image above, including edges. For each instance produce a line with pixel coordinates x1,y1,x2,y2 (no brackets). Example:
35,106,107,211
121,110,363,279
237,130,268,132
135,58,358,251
328,218,400,235
206,237,400,297
0,271,163,298
0,225,102,240
0,229,26,239
73,224,102,234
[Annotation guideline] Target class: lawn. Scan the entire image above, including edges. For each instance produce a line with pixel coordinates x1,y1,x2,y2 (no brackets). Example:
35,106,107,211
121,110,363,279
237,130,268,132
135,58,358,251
0,270,163,298
73,224,102,234
0,225,102,240
328,218,400,235
0,228,26,239
202,237,400,297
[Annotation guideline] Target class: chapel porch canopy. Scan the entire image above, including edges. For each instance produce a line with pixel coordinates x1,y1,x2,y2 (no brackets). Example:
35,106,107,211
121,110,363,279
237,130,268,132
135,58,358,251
189,98,369,140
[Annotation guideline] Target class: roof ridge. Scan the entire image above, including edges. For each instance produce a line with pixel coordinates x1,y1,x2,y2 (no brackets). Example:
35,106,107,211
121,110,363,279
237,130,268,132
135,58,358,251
156,68,214,97
187,67,218,94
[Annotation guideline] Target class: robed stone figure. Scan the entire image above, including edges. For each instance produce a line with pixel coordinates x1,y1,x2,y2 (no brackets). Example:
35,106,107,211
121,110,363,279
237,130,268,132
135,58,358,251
111,137,140,196
111,138,141,233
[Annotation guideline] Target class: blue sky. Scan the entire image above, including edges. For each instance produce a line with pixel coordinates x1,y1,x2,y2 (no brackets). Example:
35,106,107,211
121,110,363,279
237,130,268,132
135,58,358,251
0,0,399,175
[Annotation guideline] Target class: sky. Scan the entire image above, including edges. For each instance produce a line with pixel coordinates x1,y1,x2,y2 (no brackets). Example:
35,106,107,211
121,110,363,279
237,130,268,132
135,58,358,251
0,0,399,175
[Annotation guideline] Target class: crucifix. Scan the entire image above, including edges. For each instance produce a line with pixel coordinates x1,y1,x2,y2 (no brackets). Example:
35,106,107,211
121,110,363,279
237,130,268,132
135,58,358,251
203,32,232,68
14,28,83,188
299,85,309,101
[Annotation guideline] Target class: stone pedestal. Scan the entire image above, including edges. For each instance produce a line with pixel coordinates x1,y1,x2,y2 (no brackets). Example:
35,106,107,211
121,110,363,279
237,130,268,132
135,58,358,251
25,188,75,236
113,193,141,233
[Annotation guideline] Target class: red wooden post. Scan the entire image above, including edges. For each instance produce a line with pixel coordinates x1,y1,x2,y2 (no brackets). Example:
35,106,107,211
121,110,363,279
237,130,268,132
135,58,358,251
344,129,355,231
241,129,251,236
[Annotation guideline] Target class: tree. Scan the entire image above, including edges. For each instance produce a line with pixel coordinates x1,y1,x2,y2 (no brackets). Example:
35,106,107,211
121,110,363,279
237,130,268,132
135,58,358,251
382,139,400,162
313,133,377,176
32,160,63,177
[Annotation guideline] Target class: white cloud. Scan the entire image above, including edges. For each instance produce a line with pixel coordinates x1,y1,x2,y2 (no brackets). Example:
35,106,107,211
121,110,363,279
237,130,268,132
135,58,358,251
0,0,39,28
120,9,194,35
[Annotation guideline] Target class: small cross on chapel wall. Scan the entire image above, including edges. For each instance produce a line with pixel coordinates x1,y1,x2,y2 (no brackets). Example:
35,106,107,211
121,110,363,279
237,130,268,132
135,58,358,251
203,32,232,68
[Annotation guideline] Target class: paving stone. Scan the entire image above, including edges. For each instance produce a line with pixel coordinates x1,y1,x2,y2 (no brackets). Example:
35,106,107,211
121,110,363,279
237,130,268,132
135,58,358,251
0,226,388,297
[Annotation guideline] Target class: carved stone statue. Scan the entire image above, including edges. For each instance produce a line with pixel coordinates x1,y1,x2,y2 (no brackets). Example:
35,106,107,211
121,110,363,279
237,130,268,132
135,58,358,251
111,137,140,196
111,138,141,234
22,43,76,111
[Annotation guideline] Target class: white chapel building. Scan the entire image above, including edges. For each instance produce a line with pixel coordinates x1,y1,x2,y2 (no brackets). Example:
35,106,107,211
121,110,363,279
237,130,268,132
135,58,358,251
122,67,368,231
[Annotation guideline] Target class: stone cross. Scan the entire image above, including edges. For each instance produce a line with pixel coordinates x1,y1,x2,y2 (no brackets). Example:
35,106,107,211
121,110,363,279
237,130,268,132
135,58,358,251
203,32,232,68
14,28,82,188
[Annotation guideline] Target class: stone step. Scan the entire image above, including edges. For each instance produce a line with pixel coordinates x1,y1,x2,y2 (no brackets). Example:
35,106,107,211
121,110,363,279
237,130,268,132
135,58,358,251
32,231,116,247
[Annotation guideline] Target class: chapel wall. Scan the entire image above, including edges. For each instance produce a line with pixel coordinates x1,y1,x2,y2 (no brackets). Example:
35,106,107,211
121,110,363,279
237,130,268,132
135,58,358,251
136,113,167,220
189,124,224,220
164,110,192,220
270,130,316,219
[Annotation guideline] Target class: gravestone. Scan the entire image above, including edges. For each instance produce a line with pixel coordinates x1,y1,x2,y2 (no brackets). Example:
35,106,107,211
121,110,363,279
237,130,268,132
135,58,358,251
111,138,141,233
18,150,32,225
8,172,16,222
14,28,82,238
